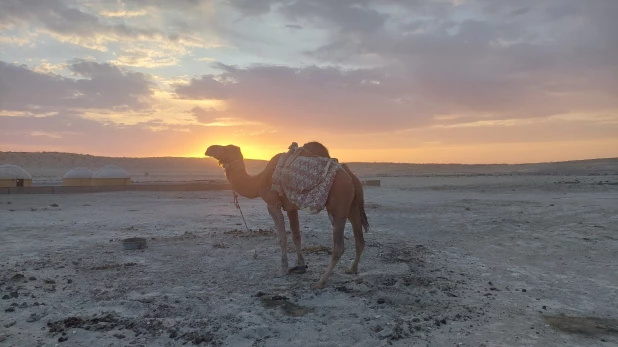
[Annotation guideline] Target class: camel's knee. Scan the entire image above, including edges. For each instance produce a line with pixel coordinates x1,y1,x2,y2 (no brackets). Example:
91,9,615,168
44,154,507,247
332,243,344,260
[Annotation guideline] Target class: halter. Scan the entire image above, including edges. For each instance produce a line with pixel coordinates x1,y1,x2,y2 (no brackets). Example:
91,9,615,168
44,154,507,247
221,159,241,172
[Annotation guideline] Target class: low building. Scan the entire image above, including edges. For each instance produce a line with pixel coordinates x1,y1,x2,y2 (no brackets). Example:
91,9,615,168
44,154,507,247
92,165,131,186
0,164,33,187
62,167,95,186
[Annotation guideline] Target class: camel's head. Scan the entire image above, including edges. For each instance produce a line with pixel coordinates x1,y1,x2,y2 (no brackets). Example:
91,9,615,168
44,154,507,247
205,144,243,167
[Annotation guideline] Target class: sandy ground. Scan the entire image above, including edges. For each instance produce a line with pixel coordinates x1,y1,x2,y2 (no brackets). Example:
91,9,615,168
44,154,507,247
1,175,617,346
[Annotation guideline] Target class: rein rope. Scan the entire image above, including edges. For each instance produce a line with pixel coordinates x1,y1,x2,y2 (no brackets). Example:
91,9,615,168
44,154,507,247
232,190,251,232
221,160,251,232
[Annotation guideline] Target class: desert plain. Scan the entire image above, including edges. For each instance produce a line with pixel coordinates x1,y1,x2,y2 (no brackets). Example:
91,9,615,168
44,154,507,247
1,156,617,347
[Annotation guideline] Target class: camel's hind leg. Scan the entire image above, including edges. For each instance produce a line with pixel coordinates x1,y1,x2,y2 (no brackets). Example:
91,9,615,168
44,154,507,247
312,212,346,289
345,203,365,275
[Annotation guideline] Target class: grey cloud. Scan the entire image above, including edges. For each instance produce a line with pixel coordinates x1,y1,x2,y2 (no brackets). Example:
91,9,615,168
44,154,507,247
297,0,618,117
278,1,387,33
0,0,201,49
0,60,153,112
175,75,228,100
175,63,429,134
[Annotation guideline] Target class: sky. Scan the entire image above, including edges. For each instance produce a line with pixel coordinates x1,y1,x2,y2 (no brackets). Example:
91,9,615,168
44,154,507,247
0,0,617,164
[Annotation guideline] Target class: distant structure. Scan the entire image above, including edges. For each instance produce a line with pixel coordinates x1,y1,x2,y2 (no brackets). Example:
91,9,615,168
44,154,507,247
0,164,33,187
362,179,381,187
62,167,95,186
91,165,131,186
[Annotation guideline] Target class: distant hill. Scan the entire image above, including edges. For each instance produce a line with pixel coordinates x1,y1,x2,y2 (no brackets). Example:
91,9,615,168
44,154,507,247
1,152,617,183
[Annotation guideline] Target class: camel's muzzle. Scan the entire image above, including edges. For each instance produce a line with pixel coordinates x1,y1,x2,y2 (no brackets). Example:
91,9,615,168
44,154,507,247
205,145,222,158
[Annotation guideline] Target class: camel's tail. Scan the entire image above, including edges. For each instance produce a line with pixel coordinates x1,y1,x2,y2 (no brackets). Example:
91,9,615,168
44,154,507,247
341,164,369,233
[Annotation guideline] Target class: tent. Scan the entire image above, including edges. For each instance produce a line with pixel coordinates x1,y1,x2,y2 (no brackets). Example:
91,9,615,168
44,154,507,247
62,167,95,186
92,165,131,186
0,164,33,187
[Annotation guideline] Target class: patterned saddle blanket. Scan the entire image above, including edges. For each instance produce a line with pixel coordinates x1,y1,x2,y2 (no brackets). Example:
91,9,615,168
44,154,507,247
271,148,340,214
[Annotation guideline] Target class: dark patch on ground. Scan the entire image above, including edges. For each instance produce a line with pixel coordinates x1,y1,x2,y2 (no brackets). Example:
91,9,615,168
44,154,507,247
259,295,314,317
544,315,618,336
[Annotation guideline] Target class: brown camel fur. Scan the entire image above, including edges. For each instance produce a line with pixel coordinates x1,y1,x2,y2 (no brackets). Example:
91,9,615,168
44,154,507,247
205,142,369,289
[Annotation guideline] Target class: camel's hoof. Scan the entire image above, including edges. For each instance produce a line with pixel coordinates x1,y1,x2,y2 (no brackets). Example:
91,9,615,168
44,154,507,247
345,268,358,275
288,265,308,274
311,282,325,289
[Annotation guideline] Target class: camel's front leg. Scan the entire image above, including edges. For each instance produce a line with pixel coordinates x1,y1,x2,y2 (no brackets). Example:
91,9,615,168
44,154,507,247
267,204,289,277
287,210,306,273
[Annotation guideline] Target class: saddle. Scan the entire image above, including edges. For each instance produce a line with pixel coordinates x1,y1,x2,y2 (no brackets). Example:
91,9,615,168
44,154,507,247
271,143,341,214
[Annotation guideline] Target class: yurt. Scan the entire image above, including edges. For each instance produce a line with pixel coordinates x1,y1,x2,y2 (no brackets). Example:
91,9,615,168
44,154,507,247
62,167,95,186
0,164,33,187
92,165,131,186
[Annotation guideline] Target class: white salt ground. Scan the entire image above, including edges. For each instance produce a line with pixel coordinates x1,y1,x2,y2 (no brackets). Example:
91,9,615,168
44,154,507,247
1,174,617,346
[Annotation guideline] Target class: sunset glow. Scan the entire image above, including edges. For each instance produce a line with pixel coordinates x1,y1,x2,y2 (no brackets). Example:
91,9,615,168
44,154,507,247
1,0,617,163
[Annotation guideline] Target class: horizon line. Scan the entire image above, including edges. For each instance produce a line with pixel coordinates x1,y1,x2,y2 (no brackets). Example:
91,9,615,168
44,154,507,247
1,150,617,167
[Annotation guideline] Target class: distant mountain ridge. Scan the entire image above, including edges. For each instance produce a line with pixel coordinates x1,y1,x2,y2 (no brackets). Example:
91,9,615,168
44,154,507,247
1,151,617,177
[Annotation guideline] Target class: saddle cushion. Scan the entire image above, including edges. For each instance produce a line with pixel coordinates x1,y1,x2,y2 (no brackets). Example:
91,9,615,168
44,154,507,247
271,153,340,214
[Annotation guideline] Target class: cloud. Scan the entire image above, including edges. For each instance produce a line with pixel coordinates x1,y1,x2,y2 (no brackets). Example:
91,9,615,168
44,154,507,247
0,60,154,112
0,112,216,156
99,9,148,18
175,75,229,100
0,0,214,51
190,106,221,123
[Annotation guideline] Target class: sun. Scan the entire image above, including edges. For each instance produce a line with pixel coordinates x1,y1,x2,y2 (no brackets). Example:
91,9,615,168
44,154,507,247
183,142,276,161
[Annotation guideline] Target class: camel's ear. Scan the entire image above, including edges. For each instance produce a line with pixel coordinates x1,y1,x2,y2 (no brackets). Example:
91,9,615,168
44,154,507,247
205,145,223,158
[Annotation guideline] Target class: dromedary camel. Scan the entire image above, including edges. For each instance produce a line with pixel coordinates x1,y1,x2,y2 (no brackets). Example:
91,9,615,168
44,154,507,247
205,142,369,289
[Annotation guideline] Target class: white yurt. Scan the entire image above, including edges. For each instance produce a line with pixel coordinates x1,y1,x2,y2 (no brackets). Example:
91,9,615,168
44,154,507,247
62,167,95,186
92,165,131,186
0,164,33,187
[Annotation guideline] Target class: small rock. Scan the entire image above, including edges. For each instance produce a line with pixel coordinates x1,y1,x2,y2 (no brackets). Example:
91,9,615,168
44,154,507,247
114,334,125,339
378,327,393,339
26,314,41,322
542,306,547,310
522,289,527,292
412,318,421,323
58,336,68,342
5,307,15,312
28,276,36,281
1,295,9,300
377,298,386,304
67,279,73,284
19,302,27,308
9,292,18,298
44,279,56,284
3,321,16,328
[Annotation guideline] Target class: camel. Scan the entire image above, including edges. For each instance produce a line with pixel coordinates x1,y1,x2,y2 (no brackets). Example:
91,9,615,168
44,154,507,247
205,142,369,289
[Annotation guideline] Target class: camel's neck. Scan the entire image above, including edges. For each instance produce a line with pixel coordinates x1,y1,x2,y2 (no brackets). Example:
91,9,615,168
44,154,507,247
225,160,261,199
